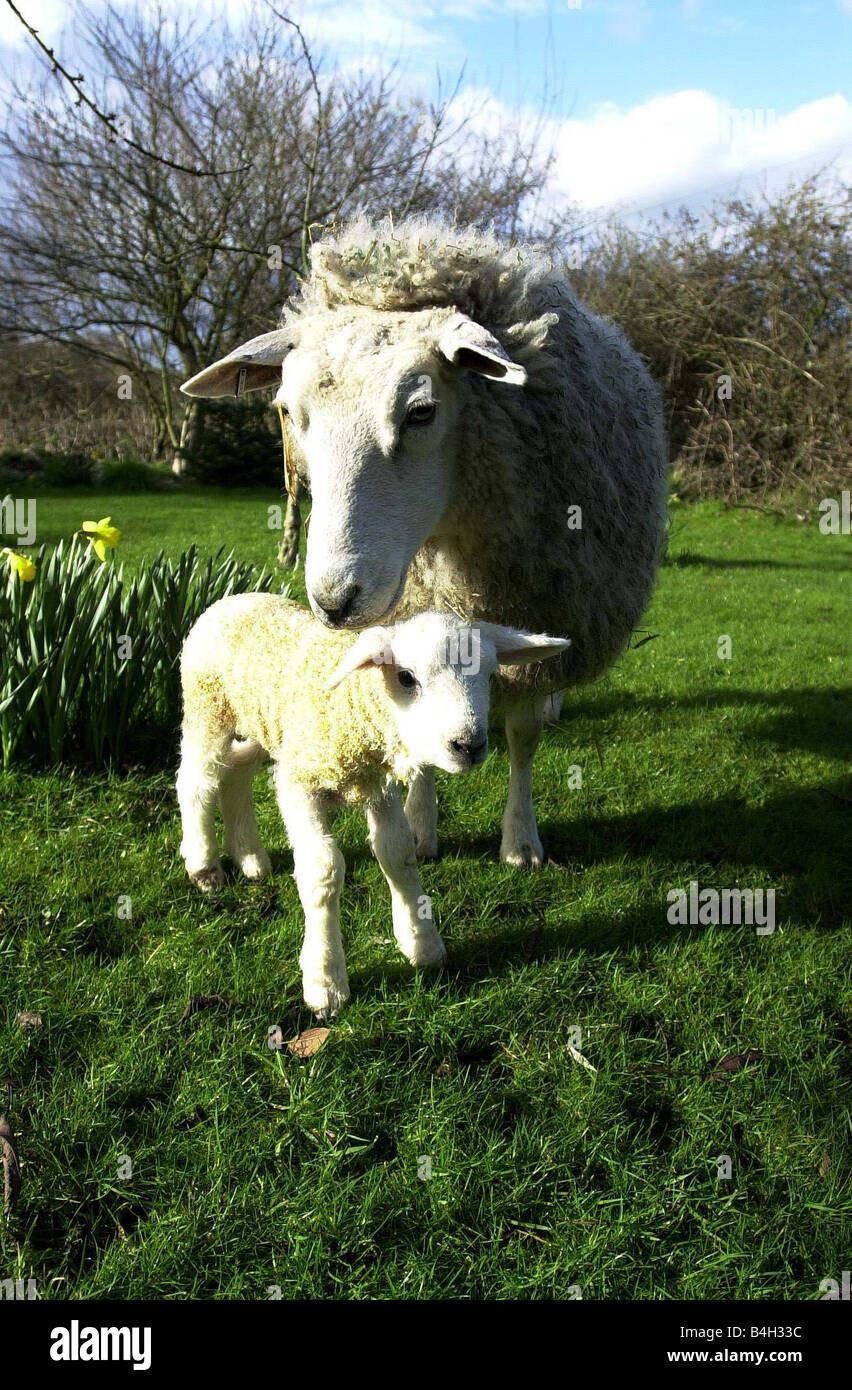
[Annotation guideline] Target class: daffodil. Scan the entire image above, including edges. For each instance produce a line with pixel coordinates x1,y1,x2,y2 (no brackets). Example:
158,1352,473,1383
1,547,37,582
80,516,121,563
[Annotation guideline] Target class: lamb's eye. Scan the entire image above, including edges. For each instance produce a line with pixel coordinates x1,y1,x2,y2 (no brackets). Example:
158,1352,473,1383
397,668,418,691
405,400,436,427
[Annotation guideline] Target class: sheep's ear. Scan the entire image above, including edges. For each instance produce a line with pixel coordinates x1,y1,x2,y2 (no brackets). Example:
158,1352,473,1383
478,623,571,666
438,313,527,385
326,628,395,690
180,330,293,398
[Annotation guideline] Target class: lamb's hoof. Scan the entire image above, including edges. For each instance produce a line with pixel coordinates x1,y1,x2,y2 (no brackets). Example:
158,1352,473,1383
500,834,545,869
189,865,225,894
302,976,350,1019
399,932,447,969
239,849,272,882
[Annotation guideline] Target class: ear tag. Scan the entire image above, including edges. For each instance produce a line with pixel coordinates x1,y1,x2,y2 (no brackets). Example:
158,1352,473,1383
235,367,247,398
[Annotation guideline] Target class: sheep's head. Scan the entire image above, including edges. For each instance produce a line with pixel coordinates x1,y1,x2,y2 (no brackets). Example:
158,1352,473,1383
326,612,569,774
180,306,527,629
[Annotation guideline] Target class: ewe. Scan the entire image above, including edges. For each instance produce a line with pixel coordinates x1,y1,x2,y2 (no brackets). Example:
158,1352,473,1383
182,218,668,867
177,594,568,1016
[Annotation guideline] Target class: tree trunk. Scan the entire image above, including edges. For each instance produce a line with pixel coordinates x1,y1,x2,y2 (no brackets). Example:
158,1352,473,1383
173,398,202,476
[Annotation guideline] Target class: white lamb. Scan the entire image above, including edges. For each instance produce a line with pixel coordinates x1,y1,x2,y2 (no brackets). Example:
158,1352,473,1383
176,594,568,1016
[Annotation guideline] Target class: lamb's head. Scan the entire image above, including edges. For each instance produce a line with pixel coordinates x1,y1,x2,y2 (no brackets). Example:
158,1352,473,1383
180,306,527,629
326,612,569,774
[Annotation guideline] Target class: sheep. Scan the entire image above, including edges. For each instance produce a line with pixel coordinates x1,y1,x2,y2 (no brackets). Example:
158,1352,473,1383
176,593,569,1016
181,217,668,868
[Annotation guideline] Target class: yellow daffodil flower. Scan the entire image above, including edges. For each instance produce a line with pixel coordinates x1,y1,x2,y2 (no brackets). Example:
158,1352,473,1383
1,547,36,582
81,516,121,563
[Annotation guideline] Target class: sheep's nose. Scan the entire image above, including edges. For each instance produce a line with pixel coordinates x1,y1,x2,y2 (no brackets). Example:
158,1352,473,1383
451,736,488,763
313,583,360,627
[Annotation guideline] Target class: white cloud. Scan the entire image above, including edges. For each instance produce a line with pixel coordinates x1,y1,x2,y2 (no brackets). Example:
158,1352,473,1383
460,87,852,214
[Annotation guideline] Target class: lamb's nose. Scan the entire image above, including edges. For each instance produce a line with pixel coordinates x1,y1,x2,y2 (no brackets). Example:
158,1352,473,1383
313,583,360,627
451,737,487,762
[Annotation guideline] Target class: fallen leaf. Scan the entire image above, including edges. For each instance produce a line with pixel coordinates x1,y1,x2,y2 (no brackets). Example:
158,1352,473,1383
818,1153,831,1177
709,1050,762,1080
16,1012,42,1032
178,994,235,1023
0,1115,21,1216
287,1027,329,1059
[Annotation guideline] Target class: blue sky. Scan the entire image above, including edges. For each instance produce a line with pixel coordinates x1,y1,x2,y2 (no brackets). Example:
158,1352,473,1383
2,0,851,217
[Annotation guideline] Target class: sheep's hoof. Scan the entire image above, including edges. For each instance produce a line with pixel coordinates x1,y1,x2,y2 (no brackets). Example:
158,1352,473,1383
500,837,545,869
189,865,225,894
413,833,438,861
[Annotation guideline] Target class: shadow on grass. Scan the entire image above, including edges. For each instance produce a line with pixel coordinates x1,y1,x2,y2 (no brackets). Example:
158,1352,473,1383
562,684,852,764
348,771,851,1007
664,551,851,572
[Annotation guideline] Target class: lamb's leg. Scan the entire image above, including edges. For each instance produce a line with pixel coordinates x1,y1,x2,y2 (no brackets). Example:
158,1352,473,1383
275,773,349,1018
177,731,228,893
367,792,447,968
220,738,271,881
501,695,547,868
404,766,438,859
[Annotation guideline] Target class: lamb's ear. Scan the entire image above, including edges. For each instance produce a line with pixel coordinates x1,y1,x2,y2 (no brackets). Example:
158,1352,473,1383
326,627,395,690
180,330,293,399
438,313,527,385
478,623,571,666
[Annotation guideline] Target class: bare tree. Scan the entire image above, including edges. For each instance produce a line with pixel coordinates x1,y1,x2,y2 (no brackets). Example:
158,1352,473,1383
0,2,569,496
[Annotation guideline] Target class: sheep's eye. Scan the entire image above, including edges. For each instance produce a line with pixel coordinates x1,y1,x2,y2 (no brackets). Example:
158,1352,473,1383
397,668,418,691
405,400,436,427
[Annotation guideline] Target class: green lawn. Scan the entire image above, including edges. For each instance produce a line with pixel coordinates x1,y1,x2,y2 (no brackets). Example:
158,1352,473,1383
1,489,850,1299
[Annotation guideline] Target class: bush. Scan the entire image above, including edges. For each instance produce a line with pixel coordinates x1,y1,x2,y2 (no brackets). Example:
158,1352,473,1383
575,177,852,502
0,541,281,767
41,452,94,487
185,397,282,486
95,459,170,492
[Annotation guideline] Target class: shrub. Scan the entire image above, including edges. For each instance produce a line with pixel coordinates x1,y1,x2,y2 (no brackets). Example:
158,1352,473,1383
184,398,282,487
0,541,280,767
575,177,852,503
41,452,94,487
95,459,170,492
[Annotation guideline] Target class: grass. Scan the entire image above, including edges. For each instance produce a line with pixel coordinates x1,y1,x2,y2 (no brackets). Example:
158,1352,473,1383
0,487,850,1299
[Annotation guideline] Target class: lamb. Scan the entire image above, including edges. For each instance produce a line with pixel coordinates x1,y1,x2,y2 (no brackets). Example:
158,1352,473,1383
181,217,668,869
176,593,569,1016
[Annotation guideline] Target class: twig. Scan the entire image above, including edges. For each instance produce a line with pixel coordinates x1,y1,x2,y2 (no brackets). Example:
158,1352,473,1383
4,0,247,177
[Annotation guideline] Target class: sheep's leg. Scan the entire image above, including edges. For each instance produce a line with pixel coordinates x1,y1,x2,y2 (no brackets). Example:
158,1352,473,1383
501,695,547,868
220,738,271,881
275,773,349,1018
177,731,228,893
367,792,447,969
404,766,438,859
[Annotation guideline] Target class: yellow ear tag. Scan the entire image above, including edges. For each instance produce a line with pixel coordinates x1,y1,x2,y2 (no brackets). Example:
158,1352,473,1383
277,403,299,503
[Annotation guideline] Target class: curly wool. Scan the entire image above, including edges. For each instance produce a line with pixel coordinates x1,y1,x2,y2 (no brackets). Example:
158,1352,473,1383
285,214,559,363
180,593,413,805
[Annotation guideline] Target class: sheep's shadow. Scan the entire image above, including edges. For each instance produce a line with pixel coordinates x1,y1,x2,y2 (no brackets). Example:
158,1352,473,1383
663,552,850,573
559,683,852,765
338,767,851,1011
